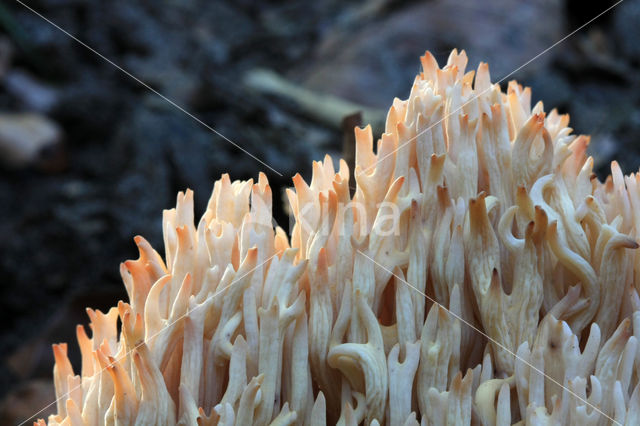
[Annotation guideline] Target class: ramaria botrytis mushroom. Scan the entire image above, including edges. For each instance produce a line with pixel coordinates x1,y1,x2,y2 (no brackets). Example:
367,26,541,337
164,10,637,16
39,50,640,426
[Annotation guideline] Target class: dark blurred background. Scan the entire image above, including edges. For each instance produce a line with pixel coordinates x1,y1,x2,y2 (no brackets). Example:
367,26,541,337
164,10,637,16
0,0,638,422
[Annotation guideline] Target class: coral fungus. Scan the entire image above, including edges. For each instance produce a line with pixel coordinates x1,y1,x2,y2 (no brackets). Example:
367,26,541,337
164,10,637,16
41,50,640,425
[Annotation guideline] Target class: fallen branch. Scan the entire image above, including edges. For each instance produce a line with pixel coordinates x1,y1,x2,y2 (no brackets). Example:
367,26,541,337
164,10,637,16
243,68,384,132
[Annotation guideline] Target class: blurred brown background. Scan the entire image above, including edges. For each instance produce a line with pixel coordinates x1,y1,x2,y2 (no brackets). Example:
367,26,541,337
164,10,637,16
0,0,638,422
